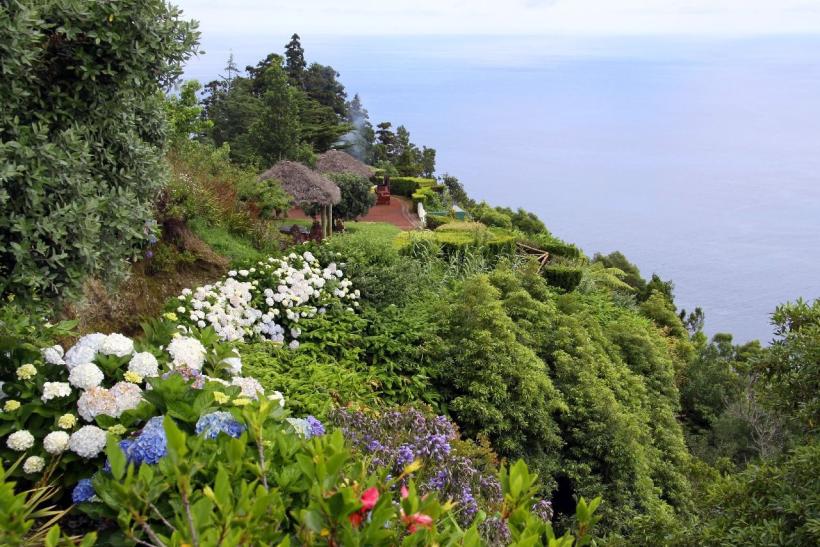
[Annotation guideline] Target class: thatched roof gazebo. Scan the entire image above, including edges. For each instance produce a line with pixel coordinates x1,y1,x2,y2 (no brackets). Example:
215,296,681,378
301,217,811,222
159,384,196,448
316,150,375,180
259,161,341,238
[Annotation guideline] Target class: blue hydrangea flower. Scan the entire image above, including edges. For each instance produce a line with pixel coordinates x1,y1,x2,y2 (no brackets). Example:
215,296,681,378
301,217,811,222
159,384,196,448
305,416,325,438
195,411,246,440
126,417,168,464
72,479,95,503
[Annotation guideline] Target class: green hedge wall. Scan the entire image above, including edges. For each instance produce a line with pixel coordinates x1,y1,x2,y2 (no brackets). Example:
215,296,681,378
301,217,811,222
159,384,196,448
542,265,583,292
390,177,439,197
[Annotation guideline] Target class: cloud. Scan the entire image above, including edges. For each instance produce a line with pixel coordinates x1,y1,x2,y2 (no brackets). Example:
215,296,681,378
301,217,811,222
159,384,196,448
175,0,820,36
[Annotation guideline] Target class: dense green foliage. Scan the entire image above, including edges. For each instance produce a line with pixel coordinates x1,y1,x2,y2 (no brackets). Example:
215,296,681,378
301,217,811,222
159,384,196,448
0,0,199,302
2,4,818,544
325,173,376,220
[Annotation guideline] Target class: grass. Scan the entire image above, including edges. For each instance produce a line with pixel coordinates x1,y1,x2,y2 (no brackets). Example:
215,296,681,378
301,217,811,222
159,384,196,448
188,219,271,265
342,221,402,245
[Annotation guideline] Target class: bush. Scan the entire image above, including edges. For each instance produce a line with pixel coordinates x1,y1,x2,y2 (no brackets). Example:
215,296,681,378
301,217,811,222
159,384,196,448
389,177,438,197
688,441,820,546
431,275,565,481
0,0,199,302
542,266,583,292
0,321,251,489
397,224,518,263
331,406,506,528
240,343,380,418
521,233,582,259
171,251,361,346
87,400,600,545
425,213,453,229
327,172,376,220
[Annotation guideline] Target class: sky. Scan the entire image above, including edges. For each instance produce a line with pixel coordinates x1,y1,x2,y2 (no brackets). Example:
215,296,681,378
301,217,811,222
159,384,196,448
175,0,820,37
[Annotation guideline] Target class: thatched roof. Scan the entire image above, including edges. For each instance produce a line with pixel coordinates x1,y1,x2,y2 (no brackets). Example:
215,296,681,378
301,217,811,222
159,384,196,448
259,161,341,206
315,150,375,180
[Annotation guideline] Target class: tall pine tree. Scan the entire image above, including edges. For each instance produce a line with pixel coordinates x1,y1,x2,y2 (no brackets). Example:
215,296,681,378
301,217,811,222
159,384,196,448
284,33,306,86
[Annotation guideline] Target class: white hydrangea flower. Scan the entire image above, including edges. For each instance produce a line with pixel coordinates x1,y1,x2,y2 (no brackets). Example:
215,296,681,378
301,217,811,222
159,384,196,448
69,425,107,458
77,387,119,422
110,382,143,415
43,431,70,454
7,430,35,451
41,345,64,365
42,382,72,402
0,381,5,400
231,377,265,399
221,357,242,376
128,352,159,378
64,344,97,370
99,333,134,357
75,333,107,351
23,456,45,474
68,362,104,389
167,336,206,370
268,390,285,407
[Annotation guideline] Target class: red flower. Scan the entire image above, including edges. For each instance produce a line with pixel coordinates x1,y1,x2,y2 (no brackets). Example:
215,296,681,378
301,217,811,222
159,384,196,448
361,487,379,511
400,485,409,499
349,487,380,528
402,512,433,533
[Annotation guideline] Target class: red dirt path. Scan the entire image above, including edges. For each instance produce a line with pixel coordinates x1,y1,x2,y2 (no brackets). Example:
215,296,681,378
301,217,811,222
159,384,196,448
286,196,420,230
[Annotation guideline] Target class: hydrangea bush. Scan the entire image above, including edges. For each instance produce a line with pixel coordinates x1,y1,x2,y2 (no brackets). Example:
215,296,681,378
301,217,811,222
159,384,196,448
171,251,360,347
0,327,271,485
83,398,600,546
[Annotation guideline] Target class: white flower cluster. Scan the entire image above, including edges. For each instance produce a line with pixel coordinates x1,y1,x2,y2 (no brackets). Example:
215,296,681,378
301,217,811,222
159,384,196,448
128,352,159,378
167,336,206,370
42,382,72,402
174,252,360,345
68,425,107,458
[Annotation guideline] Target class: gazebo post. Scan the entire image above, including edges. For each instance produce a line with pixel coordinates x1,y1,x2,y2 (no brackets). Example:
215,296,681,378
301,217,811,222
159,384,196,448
320,206,327,239
327,204,333,237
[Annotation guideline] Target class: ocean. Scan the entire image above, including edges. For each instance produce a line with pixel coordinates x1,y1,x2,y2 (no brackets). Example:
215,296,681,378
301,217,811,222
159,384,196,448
183,34,820,343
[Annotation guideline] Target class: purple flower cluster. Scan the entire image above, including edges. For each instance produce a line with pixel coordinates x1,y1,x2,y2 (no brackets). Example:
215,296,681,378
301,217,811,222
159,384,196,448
305,415,325,438
479,516,512,547
195,411,246,439
331,406,503,526
72,478,95,503
531,499,554,522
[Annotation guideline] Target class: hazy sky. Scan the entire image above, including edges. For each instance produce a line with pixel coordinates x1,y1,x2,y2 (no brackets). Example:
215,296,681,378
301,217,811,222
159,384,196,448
175,0,820,36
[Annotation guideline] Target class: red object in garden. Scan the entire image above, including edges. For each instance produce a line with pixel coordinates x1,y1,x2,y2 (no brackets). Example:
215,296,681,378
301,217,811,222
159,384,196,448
349,487,380,528
376,183,391,205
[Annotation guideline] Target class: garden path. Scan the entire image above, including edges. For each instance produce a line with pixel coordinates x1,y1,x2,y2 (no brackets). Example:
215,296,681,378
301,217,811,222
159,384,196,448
286,196,421,230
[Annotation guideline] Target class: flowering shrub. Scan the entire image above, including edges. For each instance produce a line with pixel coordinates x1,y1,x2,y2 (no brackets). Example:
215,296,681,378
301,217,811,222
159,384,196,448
0,327,267,486
85,399,599,546
332,407,511,528
171,251,360,346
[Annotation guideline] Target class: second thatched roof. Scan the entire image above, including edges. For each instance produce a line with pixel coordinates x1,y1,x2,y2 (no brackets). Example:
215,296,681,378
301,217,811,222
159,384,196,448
316,150,375,180
259,161,341,206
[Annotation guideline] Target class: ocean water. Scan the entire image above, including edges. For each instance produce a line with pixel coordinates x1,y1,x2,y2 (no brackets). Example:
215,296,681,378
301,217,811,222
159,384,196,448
184,34,820,343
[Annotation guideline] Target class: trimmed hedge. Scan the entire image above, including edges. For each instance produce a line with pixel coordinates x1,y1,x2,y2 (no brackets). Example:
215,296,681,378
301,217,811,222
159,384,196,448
541,265,583,292
519,235,582,259
390,176,440,197
425,213,453,229
397,223,517,261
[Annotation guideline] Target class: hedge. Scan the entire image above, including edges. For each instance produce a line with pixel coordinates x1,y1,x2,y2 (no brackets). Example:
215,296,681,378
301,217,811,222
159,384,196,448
518,235,582,259
397,224,517,261
389,177,440,197
541,265,583,292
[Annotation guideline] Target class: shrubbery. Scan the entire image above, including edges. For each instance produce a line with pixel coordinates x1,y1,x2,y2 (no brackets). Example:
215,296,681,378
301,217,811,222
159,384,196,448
0,0,199,302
